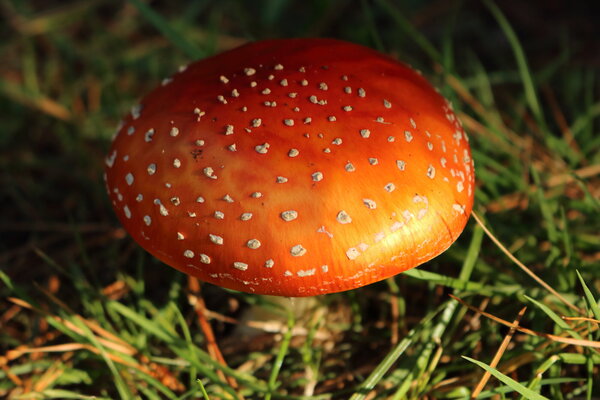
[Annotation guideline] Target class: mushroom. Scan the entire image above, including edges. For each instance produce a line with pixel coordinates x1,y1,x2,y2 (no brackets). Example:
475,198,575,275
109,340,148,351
104,38,475,297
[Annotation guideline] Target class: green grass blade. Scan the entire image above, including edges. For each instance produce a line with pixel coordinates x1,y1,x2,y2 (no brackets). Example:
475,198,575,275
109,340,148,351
374,0,441,61
463,356,550,400
524,295,583,340
576,270,600,321
266,311,295,400
482,0,545,126
127,0,205,59
196,379,210,400
71,317,133,399
349,329,416,400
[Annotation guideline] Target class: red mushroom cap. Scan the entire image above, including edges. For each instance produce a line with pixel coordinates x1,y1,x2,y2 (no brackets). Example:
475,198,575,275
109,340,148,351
104,38,475,297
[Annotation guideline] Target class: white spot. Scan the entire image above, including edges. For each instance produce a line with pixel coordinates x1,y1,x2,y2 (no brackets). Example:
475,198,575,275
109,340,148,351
336,210,352,224
196,196,205,203
105,151,117,168
125,173,134,186
177,232,184,240
456,181,464,193
264,259,274,268
225,125,234,135
345,162,356,172
170,127,179,137
427,164,436,179
283,119,294,126
385,183,396,192
244,67,256,76
276,176,288,183
346,247,360,260
255,143,270,154
297,269,316,277
240,212,253,221
358,88,366,97
374,232,385,242
388,136,395,142
233,262,248,271
360,129,370,138
288,148,299,157
184,250,194,258
127,126,135,135
303,117,311,124
203,167,217,179
291,244,307,257
219,75,229,84
173,158,181,168
143,215,152,226
383,99,392,108
214,211,224,219
328,116,336,122
261,88,271,95
369,158,378,165
390,221,403,232
200,254,211,264
453,204,466,214
194,107,207,118
404,131,413,142
281,210,298,221
321,265,329,273
147,164,157,175
209,234,224,245
312,172,323,182
343,105,353,112
222,194,234,203
154,199,169,216
136,194,143,202
317,226,334,238
363,199,376,209
410,118,417,129
247,239,261,249
251,118,262,128
251,192,262,198
332,138,342,145
228,144,237,152
396,160,406,171
123,205,131,219
131,104,142,119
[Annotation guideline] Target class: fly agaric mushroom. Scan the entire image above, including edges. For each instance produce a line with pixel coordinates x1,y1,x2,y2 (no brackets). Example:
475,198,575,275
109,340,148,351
104,38,474,297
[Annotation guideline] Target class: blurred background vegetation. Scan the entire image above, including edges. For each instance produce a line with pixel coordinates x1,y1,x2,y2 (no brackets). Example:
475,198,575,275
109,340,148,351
1,0,599,399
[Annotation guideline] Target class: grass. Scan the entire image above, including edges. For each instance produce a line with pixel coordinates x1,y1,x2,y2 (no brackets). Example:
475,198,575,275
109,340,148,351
1,0,599,398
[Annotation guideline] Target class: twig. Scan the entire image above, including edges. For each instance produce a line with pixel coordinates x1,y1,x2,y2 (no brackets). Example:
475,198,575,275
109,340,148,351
471,210,581,313
471,307,526,397
188,277,243,398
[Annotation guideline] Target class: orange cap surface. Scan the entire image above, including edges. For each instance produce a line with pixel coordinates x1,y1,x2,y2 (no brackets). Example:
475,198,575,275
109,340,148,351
104,38,475,296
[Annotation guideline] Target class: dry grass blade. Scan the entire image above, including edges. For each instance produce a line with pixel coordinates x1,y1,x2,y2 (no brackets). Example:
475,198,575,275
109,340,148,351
188,277,243,398
471,211,580,312
450,295,600,348
471,307,527,397
7,297,136,356
562,316,600,324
